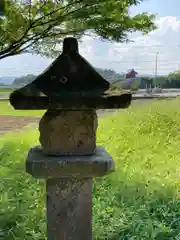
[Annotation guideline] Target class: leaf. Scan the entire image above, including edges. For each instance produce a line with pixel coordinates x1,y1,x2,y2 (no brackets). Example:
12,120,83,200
0,0,157,60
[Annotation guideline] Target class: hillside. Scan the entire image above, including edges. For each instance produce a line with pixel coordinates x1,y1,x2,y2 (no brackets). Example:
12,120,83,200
0,76,15,85
13,74,36,86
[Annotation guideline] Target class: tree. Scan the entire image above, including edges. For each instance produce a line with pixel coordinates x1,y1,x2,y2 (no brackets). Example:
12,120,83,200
13,74,36,86
131,79,140,91
0,0,157,60
140,77,154,88
168,70,180,81
167,70,180,88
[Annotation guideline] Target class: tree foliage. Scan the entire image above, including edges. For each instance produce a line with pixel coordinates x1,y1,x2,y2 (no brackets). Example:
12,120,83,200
168,70,180,81
141,73,180,89
0,0,157,60
13,74,36,86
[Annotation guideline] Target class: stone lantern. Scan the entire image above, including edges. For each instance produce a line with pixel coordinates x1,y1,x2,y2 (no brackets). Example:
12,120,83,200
10,37,132,240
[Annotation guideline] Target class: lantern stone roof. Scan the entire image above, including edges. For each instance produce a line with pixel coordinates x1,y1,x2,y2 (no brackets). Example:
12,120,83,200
10,38,132,110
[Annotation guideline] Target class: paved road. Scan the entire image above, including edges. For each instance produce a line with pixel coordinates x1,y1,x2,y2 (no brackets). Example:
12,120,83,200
1,93,179,102
0,98,9,101
133,93,180,99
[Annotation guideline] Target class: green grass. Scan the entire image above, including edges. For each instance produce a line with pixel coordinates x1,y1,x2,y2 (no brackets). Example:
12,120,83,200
0,101,45,116
0,88,14,98
0,88,13,93
1,99,180,239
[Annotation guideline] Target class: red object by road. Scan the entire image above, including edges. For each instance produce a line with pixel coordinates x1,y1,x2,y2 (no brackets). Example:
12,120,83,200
126,69,138,79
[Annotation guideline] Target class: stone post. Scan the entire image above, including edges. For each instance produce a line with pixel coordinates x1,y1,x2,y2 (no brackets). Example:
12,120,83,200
26,109,114,240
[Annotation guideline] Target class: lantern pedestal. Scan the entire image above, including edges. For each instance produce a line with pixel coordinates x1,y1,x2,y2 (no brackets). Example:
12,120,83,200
26,146,114,240
26,109,114,240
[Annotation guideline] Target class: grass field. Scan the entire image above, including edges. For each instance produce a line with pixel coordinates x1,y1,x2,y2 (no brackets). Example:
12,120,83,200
0,88,13,98
1,99,180,239
0,101,45,116
0,88,13,93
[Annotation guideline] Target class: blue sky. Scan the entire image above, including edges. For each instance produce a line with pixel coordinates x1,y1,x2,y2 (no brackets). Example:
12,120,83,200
1,0,180,78
131,0,180,17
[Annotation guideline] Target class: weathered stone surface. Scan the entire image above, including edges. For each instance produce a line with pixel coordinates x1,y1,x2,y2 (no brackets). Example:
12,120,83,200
9,94,132,110
26,146,115,179
39,110,97,155
9,93,131,110
9,37,132,111
46,178,92,240
26,144,115,240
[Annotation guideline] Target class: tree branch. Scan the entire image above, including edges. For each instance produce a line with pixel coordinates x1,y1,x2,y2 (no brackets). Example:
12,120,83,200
32,0,82,27
31,2,95,30
0,50,18,60
28,0,32,24
0,0,85,57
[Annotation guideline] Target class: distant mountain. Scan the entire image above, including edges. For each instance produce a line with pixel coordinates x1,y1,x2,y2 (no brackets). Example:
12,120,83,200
0,76,15,85
12,69,124,86
13,74,36,86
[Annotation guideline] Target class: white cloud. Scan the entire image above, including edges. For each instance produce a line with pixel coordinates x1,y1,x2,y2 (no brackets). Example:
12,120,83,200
79,16,180,75
0,15,180,77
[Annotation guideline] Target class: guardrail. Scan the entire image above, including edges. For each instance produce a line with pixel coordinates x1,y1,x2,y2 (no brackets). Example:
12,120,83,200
0,98,9,101
0,95,179,102
132,95,179,100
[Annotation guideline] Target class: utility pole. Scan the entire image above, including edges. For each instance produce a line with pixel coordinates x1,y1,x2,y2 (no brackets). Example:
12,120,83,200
154,52,159,88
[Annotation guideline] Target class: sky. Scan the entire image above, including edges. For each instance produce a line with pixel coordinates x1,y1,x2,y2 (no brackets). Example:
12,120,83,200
1,0,180,77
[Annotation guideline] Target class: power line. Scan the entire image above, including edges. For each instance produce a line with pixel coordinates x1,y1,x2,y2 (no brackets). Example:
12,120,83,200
0,60,180,74
127,66,180,69
107,60,180,63
0,68,179,73
0,60,180,69
116,44,180,49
